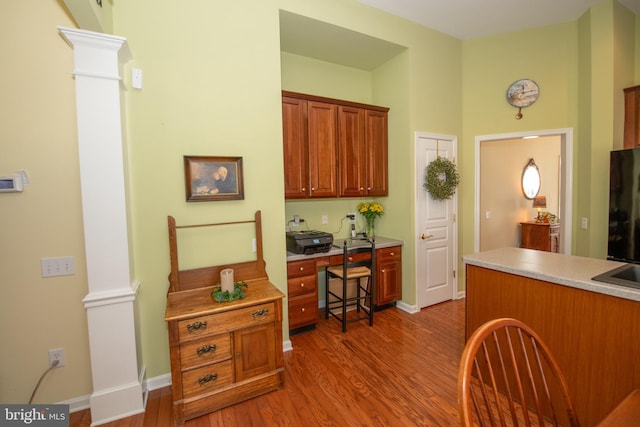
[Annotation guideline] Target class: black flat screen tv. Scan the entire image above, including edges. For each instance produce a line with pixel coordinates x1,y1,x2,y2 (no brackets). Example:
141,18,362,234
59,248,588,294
608,147,640,263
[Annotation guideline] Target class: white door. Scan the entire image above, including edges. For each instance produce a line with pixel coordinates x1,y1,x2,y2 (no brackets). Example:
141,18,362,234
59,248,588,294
415,133,458,309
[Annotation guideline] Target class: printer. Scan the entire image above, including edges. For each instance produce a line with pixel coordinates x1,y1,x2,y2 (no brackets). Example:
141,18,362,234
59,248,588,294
286,230,333,255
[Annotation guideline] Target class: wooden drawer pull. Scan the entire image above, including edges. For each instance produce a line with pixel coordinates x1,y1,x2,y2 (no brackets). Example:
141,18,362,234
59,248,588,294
252,308,269,319
198,373,218,386
196,344,217,357
187,321,208,333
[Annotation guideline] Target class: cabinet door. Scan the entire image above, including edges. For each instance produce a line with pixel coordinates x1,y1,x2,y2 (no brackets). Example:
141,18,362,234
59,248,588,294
338,106,366,197
282,97,308,199
624,86,640,149
233,323,276,382
365,110,388,196
307,101,338,198
376,246,401,306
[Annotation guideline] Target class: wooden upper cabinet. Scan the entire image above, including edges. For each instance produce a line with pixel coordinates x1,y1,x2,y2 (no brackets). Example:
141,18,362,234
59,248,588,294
282,96,308,198
282,91,389,199
338,106,366,197
307,101,338,198
365,109,388,197
624,85,640,149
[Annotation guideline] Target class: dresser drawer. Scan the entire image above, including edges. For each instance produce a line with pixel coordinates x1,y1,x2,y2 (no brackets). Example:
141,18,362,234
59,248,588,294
288,293,318,329
287,274,317,298
287,259,317,279
181,359,234,398
180,333,232,368
177,302,275,341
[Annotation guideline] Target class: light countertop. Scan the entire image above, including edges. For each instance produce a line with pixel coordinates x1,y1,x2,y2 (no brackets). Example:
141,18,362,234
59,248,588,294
286,236,403,262
463,247,640,302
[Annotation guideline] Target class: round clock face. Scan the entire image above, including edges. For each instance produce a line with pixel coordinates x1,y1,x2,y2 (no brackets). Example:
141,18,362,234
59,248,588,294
507,79,540,108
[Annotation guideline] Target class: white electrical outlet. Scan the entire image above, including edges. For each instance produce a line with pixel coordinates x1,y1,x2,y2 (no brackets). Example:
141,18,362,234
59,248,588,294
581,217,588,230
48,348,64,368
322,214,328,225
41,256,75,278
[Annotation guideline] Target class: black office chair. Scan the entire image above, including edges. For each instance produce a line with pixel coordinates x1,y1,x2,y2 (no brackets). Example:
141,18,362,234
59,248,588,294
325,238,375,332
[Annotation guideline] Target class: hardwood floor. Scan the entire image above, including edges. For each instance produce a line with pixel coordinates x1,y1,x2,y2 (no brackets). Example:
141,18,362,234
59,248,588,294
70,299,465,427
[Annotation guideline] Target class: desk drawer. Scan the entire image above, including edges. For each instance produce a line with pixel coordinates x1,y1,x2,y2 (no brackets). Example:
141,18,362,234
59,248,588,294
287,259,317,279
177,302,275,341
180,333,232,368
288,293,318,329
329,251,371,266
181,359,234,398
287,274,317,298
377,245,401,261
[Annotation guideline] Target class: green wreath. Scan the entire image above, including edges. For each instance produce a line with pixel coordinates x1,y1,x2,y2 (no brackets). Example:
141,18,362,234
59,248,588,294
424,157,460,201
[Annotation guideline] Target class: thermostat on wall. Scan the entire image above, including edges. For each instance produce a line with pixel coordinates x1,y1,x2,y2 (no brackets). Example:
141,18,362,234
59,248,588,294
0,175,23,193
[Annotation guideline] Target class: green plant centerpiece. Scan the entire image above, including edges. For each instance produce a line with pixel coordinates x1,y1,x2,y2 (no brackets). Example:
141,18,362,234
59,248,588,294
211,281,248,303
424,157,460,201
358,202,384,237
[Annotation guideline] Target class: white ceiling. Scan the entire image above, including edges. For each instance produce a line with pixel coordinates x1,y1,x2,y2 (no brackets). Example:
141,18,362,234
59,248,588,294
359,0,640,40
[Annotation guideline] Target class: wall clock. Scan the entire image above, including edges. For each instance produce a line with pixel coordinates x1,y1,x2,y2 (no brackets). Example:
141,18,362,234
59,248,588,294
506,79,539,119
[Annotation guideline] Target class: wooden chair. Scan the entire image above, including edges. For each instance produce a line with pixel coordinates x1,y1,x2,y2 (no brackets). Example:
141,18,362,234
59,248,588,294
458,318,579,427
325,238,375,332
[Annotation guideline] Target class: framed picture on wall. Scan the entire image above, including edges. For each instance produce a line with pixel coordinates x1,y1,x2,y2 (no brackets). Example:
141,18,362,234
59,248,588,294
184,155,244,202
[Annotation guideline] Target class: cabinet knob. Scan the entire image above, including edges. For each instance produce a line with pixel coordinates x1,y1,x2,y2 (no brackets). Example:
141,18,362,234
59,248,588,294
300,283,305,287
299,266,304,272
360,187,364,191
381,269,386,273
302,187,306,191
301,307,305,312
367,187,371,190
348,256,353,261
390,252,395,256
311,187,315,191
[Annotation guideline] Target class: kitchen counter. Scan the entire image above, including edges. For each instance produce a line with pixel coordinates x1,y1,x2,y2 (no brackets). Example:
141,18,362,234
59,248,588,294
464,247,640,426
463,247,640,302
286,236,403,261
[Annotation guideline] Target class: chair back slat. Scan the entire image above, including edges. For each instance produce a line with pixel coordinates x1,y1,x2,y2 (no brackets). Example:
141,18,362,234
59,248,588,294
459,318,580,427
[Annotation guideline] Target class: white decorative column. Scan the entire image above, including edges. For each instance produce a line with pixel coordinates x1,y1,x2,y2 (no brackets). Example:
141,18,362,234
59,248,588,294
58,27,145,425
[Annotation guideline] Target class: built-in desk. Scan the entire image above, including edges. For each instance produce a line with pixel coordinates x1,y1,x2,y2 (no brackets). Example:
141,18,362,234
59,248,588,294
286,236,403,332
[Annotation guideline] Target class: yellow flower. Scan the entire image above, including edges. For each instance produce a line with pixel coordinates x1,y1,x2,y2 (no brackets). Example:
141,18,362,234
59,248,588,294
357,202,384,220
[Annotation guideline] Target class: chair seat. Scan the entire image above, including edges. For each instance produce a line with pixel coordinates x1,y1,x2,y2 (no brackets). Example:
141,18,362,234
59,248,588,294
327,265,371,279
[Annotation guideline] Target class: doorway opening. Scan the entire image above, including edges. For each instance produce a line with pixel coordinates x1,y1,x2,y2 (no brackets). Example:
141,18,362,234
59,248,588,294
475,128,573,254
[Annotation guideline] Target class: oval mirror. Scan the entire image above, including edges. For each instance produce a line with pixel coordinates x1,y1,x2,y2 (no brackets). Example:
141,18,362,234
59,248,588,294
522,159,541,199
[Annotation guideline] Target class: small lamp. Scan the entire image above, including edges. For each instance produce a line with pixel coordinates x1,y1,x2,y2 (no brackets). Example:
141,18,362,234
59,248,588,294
532,195,547,222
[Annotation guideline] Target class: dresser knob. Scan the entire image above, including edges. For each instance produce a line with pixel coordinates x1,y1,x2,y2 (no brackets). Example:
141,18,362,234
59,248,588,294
198,373,218,386
252,308,269,319
390,252,394,256
299,267,304,272
301,307,305,312
300,283,305,287
187,321,208,333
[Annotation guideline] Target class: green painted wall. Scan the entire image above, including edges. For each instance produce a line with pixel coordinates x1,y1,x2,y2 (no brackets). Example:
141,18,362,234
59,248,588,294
3,0,639,405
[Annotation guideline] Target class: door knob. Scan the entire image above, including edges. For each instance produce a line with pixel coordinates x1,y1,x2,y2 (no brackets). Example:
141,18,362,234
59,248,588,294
420,233,433,240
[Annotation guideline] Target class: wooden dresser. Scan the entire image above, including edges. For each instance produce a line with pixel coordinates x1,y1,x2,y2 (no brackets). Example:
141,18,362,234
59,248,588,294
165,211,284,425
520,221,560,252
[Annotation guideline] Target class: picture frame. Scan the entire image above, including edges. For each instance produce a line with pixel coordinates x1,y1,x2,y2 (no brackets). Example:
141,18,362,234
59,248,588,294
184,155,244,202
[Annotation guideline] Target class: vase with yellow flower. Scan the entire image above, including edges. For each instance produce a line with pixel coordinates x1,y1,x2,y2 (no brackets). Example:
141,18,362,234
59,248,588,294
358,202,384,237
